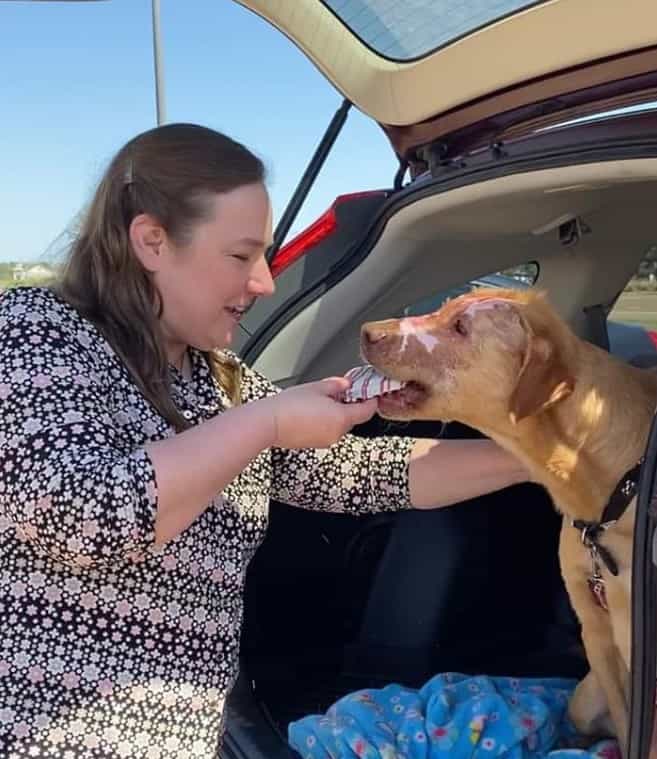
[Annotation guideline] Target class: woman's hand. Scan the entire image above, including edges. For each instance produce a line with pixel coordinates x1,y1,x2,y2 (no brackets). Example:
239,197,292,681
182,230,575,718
149,376,376,544
262,377,378,449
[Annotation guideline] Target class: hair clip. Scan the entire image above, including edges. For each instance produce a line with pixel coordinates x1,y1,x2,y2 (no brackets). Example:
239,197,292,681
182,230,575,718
123,160,134,186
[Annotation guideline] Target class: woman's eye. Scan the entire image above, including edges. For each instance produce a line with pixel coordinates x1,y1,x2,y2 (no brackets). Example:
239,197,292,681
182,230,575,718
231,253,249,262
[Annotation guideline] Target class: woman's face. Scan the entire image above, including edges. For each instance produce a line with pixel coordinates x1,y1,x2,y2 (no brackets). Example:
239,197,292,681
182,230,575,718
151,182,275,358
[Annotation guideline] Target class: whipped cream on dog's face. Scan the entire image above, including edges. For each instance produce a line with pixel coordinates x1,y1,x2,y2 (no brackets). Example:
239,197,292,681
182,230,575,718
342,365,406,403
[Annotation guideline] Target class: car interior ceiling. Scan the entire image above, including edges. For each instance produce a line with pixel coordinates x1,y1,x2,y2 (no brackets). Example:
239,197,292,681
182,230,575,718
253,159,657,384
240,160,657,739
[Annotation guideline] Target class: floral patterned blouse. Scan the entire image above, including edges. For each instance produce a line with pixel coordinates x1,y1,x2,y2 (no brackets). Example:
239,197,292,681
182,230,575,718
0,287,415,758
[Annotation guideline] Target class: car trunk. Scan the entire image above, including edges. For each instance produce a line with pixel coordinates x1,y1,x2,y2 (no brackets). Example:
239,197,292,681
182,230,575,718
240,426,586,736
249,145,657,384
220,140,657,758
224,3,657,755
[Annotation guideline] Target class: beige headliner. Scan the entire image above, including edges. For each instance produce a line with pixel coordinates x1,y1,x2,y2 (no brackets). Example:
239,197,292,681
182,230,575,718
252,158,657,384
235,0,657,126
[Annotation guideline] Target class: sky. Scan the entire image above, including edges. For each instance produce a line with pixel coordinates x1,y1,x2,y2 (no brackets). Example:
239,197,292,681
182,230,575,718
0,0,399,263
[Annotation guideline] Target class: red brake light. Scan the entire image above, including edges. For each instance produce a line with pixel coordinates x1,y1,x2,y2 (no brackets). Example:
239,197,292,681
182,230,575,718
271,207,337,279
648,330,657,350
270,191,386,278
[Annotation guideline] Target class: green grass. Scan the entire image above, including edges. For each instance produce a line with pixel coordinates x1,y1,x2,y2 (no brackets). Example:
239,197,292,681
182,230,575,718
0,276,55,290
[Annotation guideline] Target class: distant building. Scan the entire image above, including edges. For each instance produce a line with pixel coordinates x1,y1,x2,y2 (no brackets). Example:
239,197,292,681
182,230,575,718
10,262,55,284
26,264,54,279
12,264,27,282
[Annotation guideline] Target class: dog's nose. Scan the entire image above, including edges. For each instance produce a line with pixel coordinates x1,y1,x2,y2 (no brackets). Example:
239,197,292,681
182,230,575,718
362,325,388,345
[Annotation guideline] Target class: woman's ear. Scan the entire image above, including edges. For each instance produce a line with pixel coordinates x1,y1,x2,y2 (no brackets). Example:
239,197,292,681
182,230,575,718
129,214,168,272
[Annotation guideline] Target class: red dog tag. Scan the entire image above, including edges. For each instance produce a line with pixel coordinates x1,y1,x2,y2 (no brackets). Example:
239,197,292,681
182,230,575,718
588,574,608,611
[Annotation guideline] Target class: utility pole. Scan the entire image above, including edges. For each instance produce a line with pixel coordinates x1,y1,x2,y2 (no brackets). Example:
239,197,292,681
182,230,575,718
151,0,166,125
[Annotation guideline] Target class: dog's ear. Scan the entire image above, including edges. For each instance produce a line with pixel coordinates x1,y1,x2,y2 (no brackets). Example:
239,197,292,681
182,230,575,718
509,331,574,423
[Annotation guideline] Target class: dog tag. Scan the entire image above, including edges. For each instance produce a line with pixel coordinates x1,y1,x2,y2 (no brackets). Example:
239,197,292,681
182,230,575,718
342,365,405,403
588,573,608,611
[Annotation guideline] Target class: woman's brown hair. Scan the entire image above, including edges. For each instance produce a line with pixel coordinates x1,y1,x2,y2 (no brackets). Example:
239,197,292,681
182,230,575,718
54,123,265,430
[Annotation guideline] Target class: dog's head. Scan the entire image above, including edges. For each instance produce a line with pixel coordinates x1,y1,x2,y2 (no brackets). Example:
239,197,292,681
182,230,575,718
360,288,575,427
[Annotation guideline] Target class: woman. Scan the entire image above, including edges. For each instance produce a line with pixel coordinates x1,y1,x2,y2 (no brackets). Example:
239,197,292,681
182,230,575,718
0,124,527,758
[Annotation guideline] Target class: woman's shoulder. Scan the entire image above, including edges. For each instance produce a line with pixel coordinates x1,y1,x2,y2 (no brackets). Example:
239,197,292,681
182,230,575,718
0,285,76,325
0,287,124,392
0,286,104,354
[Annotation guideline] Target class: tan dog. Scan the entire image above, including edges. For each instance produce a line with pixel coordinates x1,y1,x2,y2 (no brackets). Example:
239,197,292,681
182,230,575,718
361,287,657,752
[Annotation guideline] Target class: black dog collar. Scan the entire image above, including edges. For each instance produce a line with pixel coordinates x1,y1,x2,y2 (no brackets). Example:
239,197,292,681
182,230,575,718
571,460,642,578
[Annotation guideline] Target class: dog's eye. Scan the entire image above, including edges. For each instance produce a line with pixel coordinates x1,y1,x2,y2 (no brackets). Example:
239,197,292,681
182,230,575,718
453,318,469,337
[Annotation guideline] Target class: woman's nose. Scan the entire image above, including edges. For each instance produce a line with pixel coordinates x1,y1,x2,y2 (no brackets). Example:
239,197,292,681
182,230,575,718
248,257,276,297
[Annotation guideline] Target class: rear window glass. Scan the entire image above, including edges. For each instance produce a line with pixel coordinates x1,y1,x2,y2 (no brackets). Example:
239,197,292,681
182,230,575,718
402,264,539,318
322,0,546,60
540,101,657,133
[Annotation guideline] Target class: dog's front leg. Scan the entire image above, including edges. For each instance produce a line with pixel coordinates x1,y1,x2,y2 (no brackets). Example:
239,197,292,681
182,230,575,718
568,670,616,740
560,526,629,751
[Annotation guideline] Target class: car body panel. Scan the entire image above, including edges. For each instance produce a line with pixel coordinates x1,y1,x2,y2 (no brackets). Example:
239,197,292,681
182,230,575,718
234,0,657,139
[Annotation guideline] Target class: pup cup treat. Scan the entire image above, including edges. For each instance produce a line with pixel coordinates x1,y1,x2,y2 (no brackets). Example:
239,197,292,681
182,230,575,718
342,365,406,403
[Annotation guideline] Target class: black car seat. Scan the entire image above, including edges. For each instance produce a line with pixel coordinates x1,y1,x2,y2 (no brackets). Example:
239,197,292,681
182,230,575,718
344,421,587,687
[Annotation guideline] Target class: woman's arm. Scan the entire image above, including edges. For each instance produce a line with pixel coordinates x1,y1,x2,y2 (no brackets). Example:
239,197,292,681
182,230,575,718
270,434,527,517
149,379,377,543
0,290,376,565
242,361,528,516
408,438,528,509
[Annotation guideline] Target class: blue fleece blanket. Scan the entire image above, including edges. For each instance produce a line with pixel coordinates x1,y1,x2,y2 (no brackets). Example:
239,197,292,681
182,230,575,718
288,674,620,759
